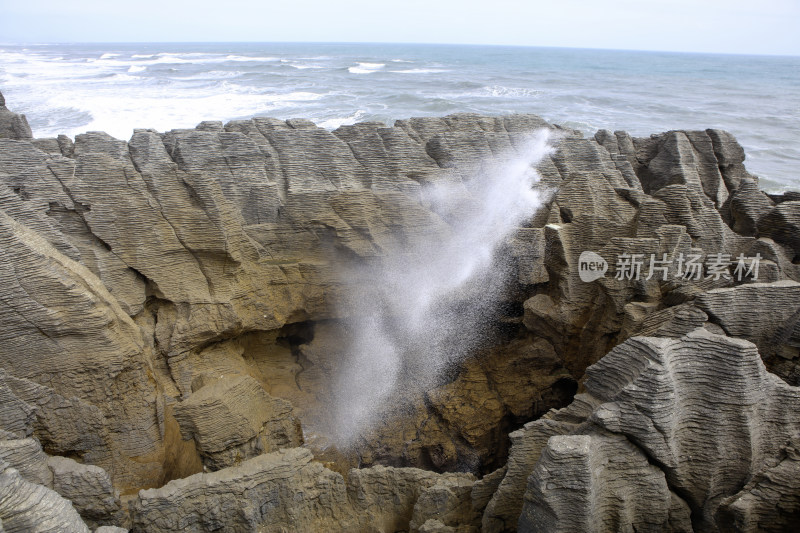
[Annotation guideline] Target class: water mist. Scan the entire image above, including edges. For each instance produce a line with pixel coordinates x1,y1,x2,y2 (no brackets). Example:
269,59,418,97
331,129,558,446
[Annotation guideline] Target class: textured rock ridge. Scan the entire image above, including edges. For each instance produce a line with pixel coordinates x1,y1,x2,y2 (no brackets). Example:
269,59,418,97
0,459,89,533
0,91,32,140
0,90,799,531
484,329,800,532
519,433,691,533
131,448,480,532
171,375,303,471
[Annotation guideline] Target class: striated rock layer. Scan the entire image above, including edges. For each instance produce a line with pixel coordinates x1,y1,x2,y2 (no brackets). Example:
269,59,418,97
0,90,799,531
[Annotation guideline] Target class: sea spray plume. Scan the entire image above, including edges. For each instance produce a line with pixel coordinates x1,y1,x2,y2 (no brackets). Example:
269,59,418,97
331,128,559,446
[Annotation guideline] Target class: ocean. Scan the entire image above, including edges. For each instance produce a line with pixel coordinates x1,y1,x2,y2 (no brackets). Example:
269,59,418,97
1,42,797,192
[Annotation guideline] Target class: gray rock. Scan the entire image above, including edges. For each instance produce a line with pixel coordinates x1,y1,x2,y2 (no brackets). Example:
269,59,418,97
47,456,122,529
481,396,598,533
638,130,727,207
622,302,708,340
696,280,800,383
519,433,691,533
485,329,800,532
758,201,800,256
347,465,476,532
470,466,506,513
716,435,800,532
0,104,798,533
131,448,355,532
0,378,37,438
706,128,752,191
57,134,75,157
0,92,32,140
417,519,458,533
730,177,774,235
172,375,303,471
0,211,162,490
410,476,479,532
0,437,52,487
584,330,800,529
0,370,109,469
30,138,62,156
0,459,89,533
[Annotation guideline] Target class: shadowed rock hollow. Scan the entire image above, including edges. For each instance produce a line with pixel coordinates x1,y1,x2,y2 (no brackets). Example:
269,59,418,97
1,90,799,532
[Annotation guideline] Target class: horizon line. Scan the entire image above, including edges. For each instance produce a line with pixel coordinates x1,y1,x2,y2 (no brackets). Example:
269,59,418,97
1,40,798,59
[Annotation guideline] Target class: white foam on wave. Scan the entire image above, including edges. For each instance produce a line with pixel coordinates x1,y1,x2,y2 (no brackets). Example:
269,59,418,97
156,52,207,57
106,53,281,66
1,51,116,81
168,70,244,81
289,63,325,70
318,110,366,130
266,91,324,103
480,85,541,98
106,73,143,82
37,88,326,139
348,62,385,74
99,53,119,59
0,47,329,138
389,68,450,74
224,55,279,62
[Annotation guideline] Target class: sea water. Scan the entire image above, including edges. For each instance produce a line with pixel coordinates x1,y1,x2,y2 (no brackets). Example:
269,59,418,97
1,42,797,191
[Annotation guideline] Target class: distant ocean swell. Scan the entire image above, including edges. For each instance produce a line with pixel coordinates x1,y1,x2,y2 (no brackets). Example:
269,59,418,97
0,43,797,192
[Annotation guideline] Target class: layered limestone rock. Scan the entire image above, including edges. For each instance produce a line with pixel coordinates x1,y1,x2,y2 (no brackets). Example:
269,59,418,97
171,375,303,471
131,448,355,532
1,90,799,531
0,213,164,490
518,433,691,533
716,434,800,532
480,395,598,532
131,448,479,533
46,456,123,529
0,459,89,533
0,405,122,529
0,92,32,140
484,329,800,532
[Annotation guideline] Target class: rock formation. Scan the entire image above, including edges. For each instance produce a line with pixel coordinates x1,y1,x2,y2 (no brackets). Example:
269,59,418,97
0,91,32,140
0,90,798,531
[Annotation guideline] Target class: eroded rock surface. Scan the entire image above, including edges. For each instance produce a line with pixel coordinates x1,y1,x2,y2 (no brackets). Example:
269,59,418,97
0,459,89,533
1,91,799,531
171,375,302,471
0,91,32,140
131,448,479,533
486,329,800,533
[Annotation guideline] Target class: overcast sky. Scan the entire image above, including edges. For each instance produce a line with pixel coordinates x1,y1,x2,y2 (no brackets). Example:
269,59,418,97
1,0,798,56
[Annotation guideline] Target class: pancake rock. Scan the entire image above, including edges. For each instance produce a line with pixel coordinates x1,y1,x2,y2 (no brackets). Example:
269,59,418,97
171,375,303,471
0,92,32,140
484,329,800,532
131,448,480,533
0,459,89,533
0,90,799,531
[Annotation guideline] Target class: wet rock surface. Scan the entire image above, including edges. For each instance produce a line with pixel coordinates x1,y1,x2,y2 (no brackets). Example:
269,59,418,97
0,91,798,531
